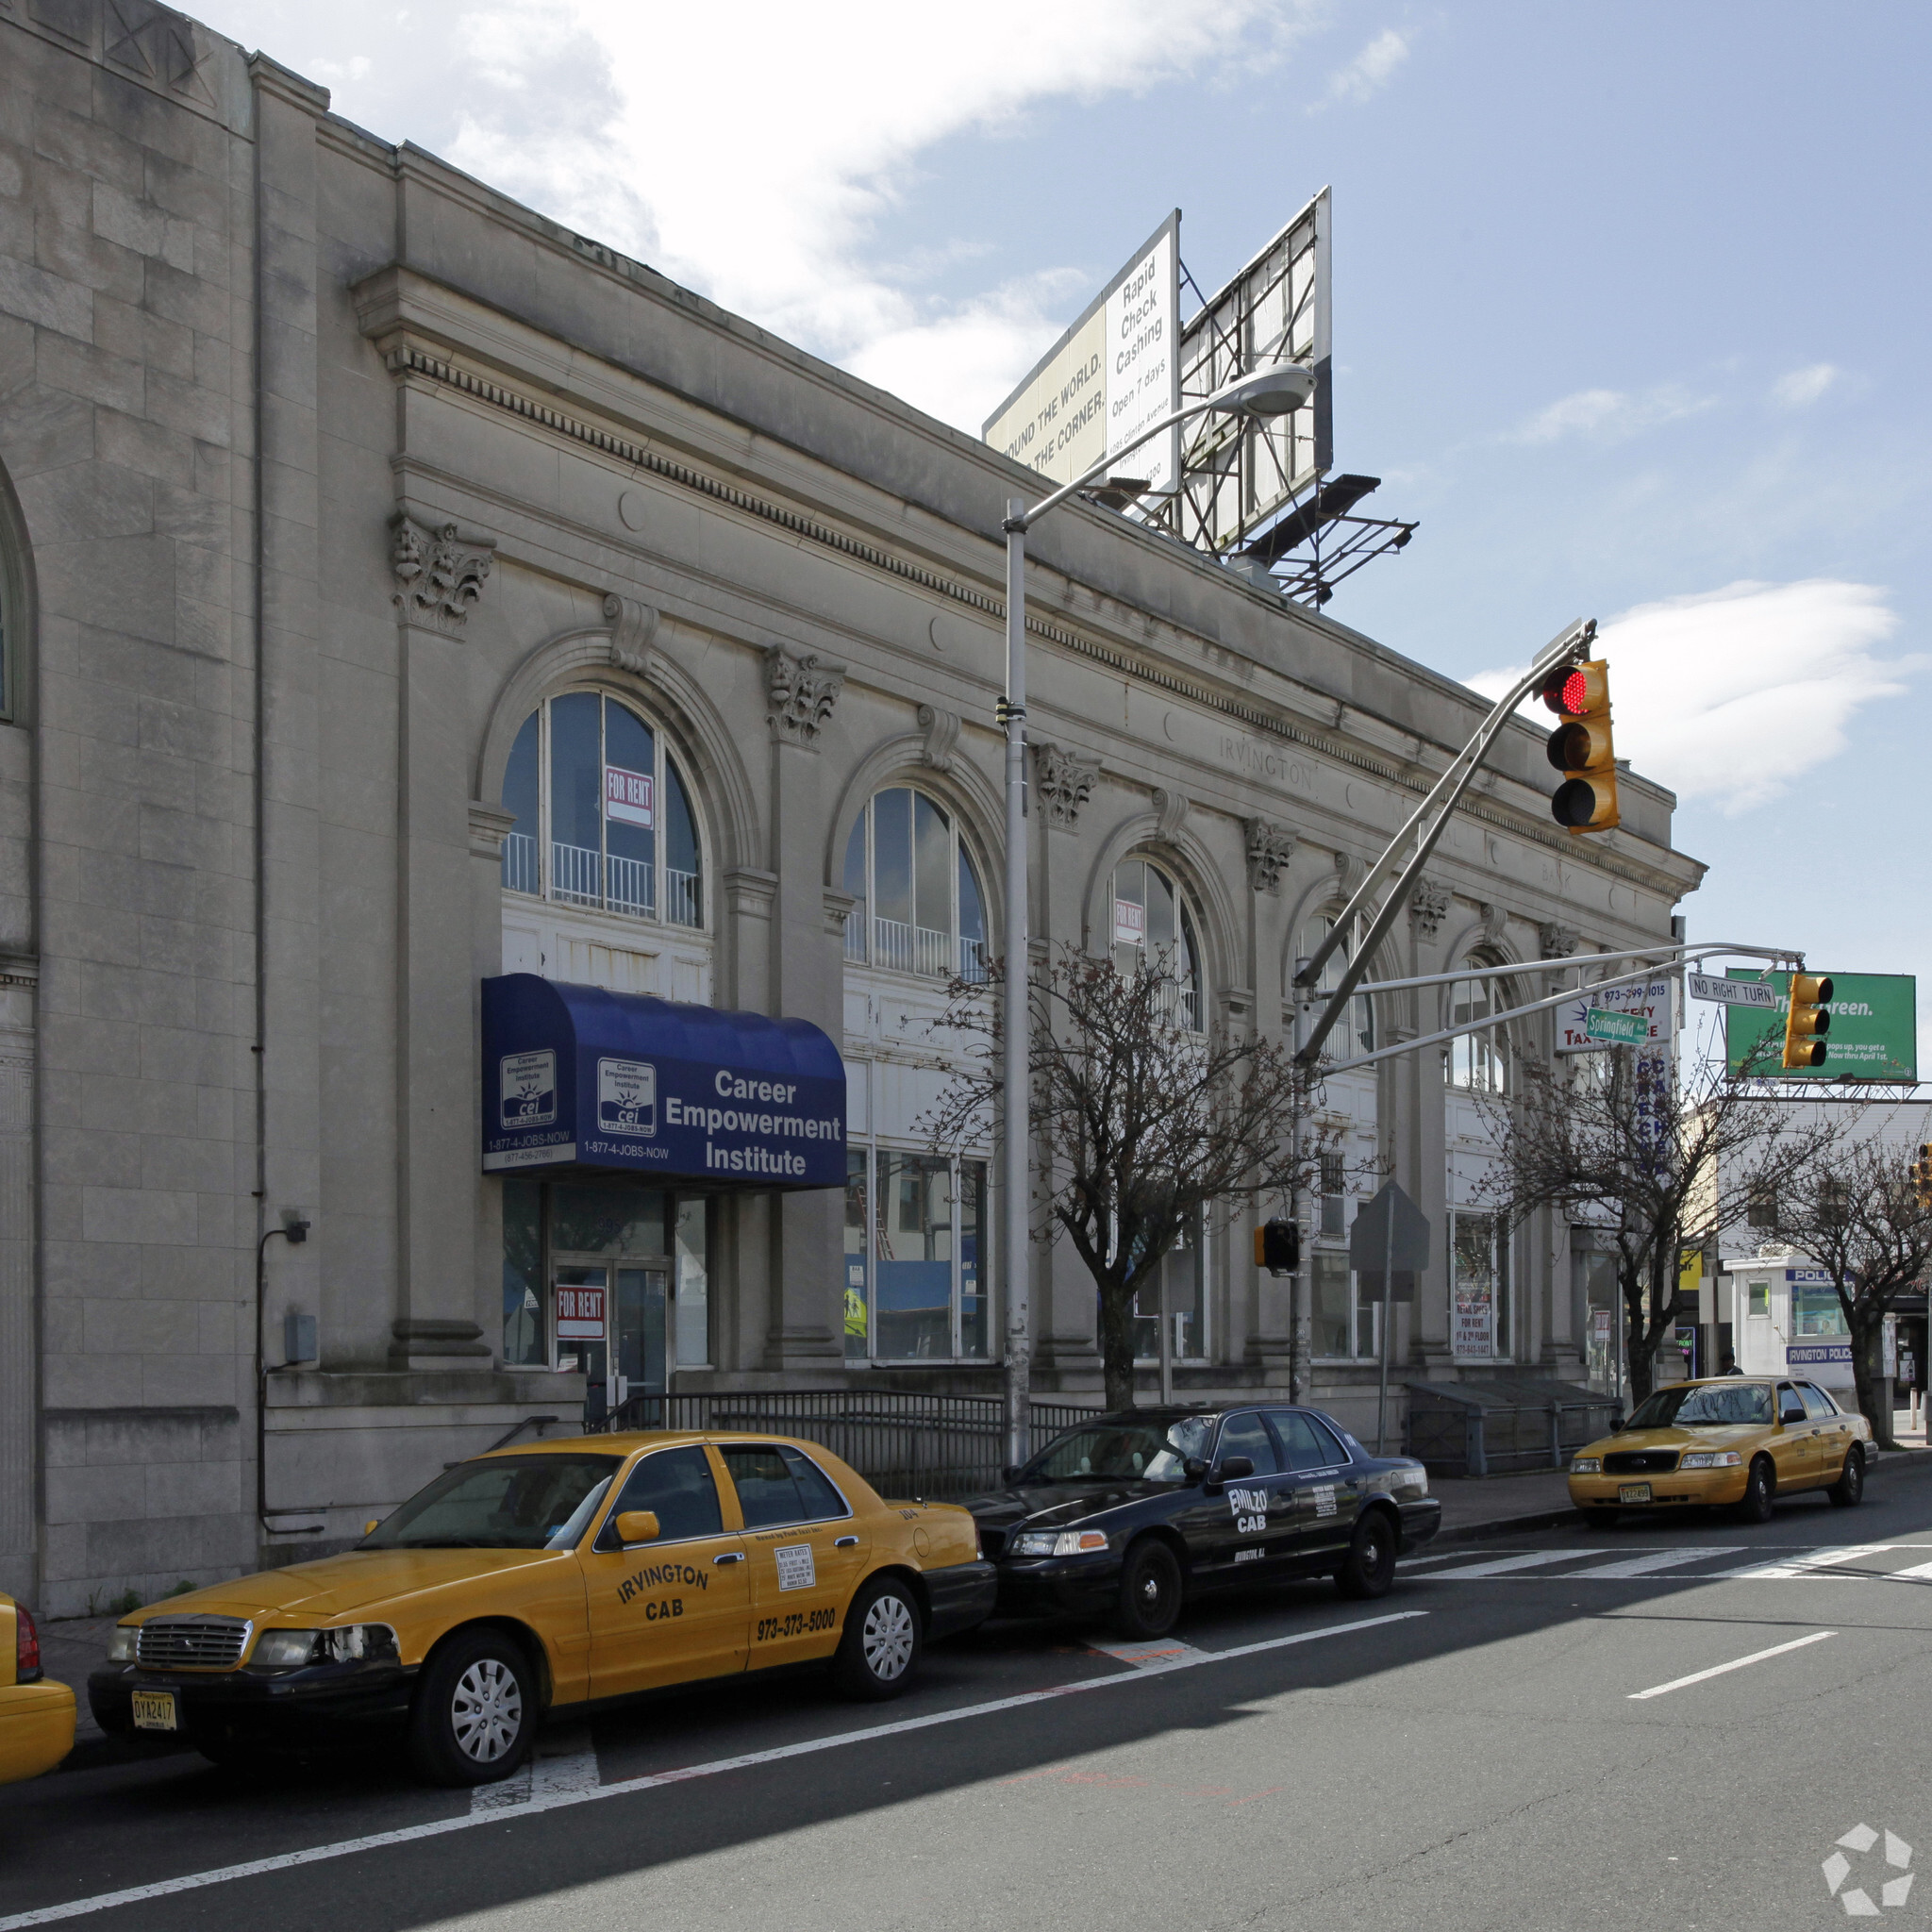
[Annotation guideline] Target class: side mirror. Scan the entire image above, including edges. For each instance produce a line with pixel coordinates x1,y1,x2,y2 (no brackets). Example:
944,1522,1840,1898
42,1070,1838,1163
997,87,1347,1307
1001,1465,1024,1486
615,1509,660,1546
1183,1457,1208,1483
1219,1456,1256,1480
1780,1407,1805,1426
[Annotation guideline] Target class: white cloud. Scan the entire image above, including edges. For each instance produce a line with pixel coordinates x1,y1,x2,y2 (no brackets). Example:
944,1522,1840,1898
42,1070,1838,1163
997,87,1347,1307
1471,580,1912,814
1773,361,1840,408
1324,27,1409,104
1508,382,1712,444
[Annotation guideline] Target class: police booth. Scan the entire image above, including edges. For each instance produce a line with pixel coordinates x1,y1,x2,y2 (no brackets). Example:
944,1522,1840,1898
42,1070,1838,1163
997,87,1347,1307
483,974,846,1423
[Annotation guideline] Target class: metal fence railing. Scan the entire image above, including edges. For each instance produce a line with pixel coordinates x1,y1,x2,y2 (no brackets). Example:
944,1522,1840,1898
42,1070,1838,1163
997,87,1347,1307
1404,1379,1624,1477
588,1389,1107,1500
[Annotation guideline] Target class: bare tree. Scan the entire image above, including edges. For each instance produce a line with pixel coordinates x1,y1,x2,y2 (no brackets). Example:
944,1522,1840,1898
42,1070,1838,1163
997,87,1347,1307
1475,1040,1843,1404
1766,1136,1932,1447
923,944,1338,1412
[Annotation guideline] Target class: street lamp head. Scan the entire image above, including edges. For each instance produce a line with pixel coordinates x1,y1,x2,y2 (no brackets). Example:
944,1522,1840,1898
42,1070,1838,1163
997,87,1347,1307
1208,361,1315,419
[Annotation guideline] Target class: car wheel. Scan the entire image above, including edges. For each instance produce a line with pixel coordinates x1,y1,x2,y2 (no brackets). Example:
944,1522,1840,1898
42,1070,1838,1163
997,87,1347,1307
407,1629,536,1787
832,1574,924,1702
1735,1456,1775,1525
1336,1511,1398,1601
1109,1538,1183,1640
1827,1442,1866,1508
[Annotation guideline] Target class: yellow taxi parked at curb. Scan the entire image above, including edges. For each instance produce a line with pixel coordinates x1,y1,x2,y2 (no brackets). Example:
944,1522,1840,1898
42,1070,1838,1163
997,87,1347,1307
1,1591,75,1786
90,1431,996,1787
1567,1375,1871,1522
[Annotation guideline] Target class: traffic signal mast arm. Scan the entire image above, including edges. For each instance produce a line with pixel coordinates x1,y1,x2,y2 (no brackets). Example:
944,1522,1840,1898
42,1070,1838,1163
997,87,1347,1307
1314,942,1805,1078
1294,617,1597,1066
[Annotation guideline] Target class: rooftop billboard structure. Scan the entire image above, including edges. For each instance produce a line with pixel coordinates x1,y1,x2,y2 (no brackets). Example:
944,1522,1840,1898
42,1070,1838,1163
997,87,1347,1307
983,212,1181,499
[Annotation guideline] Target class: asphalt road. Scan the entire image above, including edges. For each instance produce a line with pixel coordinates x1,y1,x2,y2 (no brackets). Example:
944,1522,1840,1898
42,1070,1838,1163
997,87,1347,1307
8,1461,1932,1932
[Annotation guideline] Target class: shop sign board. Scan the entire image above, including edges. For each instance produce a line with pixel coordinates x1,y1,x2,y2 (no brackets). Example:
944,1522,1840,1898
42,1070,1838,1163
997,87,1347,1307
1556,978,1674,1053
984,211,1182,497
1724,970,1918,1081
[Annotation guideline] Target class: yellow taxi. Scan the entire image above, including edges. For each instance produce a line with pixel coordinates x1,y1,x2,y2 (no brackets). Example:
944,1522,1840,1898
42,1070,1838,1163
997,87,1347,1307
1568,1375,1873,1523
88,1432,993,1786
1,1592,75,1785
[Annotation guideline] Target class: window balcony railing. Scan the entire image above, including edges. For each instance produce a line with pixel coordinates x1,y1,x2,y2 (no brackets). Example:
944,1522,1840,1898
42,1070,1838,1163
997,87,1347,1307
504,836,702,930
958,936,987,984
842,915,990,983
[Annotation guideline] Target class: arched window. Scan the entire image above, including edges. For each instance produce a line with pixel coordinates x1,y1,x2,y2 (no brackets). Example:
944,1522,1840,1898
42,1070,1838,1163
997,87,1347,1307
1111,857,1202,1030
500,691,704,928
1446,963,1507,1092
1299,912,1376,1058
842,788,988,981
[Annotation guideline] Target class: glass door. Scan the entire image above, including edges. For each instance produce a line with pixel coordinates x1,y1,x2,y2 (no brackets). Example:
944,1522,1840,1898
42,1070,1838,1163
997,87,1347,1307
613,1267,669,1424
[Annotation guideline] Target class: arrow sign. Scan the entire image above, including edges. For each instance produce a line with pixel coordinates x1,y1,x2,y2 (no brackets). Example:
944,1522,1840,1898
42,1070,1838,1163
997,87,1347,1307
1687,972,1777,1009
1584,1008,1651,1045
1349,1180,1431,1297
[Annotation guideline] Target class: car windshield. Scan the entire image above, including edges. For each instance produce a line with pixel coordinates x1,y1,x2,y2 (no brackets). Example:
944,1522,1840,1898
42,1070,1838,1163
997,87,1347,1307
1021,1417,1215,1484
1625,1384,1774,1428
360,1454,621,1551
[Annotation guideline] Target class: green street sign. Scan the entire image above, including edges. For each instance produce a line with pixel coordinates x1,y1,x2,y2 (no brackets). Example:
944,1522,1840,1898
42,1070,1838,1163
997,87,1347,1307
1584,1008,1651,1045
1725,970,1918,1081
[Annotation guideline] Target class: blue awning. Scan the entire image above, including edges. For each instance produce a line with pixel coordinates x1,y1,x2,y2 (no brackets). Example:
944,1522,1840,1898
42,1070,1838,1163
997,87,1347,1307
482,974,846,1190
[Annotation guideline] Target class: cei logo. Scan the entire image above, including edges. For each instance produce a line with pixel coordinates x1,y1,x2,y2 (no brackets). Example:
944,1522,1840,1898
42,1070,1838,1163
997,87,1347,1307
1823,1824,1912,1915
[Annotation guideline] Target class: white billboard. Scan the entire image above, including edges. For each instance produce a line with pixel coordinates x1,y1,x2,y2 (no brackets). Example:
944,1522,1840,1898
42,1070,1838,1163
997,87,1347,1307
1556,978,1677,1053
984,212,1181,497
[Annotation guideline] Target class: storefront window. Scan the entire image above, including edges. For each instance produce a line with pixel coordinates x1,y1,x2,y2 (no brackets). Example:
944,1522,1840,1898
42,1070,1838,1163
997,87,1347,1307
1111,858,1202,1031
1131,1208,1208,1361
1793,1281,1848,1337
842,787,987,981
1310,1247,1379,1360
497,1180,710,1380
1451,1209,1508,1359
500,691,704,926
842,1145,990,1360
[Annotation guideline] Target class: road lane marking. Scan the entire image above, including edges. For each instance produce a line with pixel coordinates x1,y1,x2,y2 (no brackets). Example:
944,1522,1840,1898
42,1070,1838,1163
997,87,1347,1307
470,1724,600,1814
0,1609,1426,1929
1567,1547,1733,1579
1716,1544,1891,1581
1428,1550,1610,1579
1887,1557,1932,1581
1627,1630,1837,1700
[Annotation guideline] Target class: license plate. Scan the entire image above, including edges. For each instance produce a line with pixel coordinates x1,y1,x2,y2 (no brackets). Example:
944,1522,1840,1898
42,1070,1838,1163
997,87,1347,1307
131,1690,178,1732
1618,1482,1652,1505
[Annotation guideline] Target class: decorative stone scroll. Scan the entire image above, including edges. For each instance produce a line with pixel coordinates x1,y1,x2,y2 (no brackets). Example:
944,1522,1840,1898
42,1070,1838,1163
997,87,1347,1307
391,515,494,627
764,642,845,746
917,704,961,773
1243,820,1297,895
604,593,659,677
1476,901,1510,951
1032,742,1098,829
1153,788,1190,844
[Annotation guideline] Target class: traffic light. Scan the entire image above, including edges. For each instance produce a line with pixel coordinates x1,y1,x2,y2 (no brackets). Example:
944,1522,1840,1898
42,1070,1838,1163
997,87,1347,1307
1781,972,1834,1070
1541,658,1620,833
1910,1144,1932,1210
1254,1219,1300,1275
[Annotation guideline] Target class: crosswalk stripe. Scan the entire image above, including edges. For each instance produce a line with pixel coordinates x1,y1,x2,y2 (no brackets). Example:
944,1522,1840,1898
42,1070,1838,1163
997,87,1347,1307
1884,1557,1932,1581
1432,1549,1611,1579
1567,1546,1733,1579
1715,1543,1892,1580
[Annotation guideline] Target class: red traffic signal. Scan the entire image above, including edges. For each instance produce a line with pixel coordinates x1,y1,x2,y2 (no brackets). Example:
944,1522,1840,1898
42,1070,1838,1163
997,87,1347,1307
1541,658,1620,832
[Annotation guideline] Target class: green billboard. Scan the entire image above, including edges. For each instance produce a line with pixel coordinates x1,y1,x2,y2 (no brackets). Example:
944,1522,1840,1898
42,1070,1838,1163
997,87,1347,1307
1724,970,1917,1081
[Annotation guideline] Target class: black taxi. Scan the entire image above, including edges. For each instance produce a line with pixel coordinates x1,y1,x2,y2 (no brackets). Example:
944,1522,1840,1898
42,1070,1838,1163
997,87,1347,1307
965,1406,1441,1639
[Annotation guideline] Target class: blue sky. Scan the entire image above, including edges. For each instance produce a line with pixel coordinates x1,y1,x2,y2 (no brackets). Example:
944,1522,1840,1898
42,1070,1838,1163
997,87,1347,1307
207,0,1931,1060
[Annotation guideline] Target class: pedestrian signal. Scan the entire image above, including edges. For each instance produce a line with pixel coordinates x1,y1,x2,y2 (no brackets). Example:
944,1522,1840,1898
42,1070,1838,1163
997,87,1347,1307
1910,1144,1932,1210
1781,972,1833,1070
1253,1219,1300,1275
1541,658,1620,833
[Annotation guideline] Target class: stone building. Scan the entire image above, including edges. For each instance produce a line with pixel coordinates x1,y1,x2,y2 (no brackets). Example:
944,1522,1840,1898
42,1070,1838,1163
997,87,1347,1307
0,0,1704,1612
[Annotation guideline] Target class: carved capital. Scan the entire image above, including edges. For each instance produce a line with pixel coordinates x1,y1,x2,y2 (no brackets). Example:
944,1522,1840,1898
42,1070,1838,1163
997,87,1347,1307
1243,819,1297,895
1033,741,1098,829
823,889,859,940
604,593,659,677
1538,921,1580,960
1409,879,1450,941
765,642,845,746
391,514,493,627
917,704,961,773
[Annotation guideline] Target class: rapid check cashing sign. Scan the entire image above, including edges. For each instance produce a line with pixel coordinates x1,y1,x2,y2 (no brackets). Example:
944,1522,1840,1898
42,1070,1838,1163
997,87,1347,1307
482,974,846,1189
983,211,1182,496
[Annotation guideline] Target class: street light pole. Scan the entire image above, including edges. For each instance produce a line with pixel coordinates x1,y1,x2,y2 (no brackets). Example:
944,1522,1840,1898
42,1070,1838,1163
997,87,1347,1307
996,360,1316,1465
